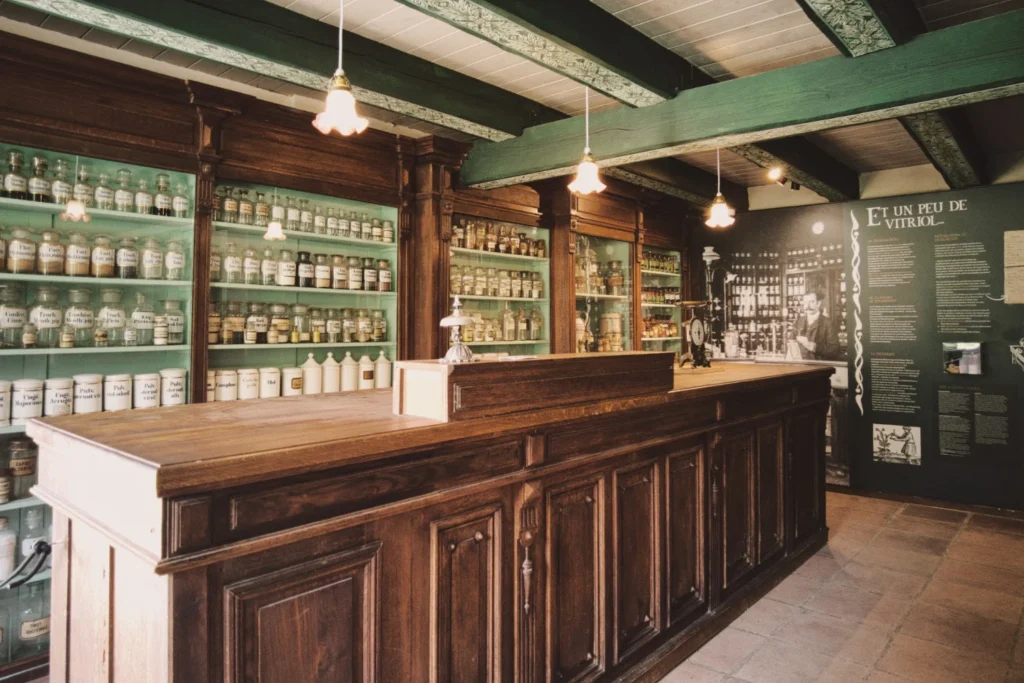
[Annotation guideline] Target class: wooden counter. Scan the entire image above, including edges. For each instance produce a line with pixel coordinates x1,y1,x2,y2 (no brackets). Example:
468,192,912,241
29,362,832,683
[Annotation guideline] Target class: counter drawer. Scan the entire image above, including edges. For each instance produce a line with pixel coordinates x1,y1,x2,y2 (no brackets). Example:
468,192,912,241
718,386,793,422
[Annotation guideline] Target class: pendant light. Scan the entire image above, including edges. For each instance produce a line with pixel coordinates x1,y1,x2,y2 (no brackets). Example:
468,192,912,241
705,148,735,228
263,188,285,241
60,156,89,223
568,88,606,195
313,0,369,137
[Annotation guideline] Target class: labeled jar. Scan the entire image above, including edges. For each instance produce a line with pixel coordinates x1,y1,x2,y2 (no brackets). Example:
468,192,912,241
360,214,372,240
377,259,392,292
114,168,134,212
269,303,291,344
310,307,326,343
332,255,348,290
43,377,73,417
159,368,187,406
356,309,372,343
91,235,115,277
383,220,394,243
326,308,342,343
36,230,64,275
237,368,259,400
140,237,163,280
246,301,268,344
371,219,383,242
7,437,37,498
259,367,281,398
242,246,260,285
28,286,62,348
115,236,139,279
299,199,313,232
326,208,339,236
154,174,172,216
206,370,216,402
238,189,254,226
7,228,36,274
11,379,42,425
131,292,155,346
29,157,51,203
215,369,238,401
65,231,90,276
0,380,9,426
260,248,277,286
314,253,331,288
103,374,132,411
73,374,103,414
161,299,186,345
153,315,168,346
209,245,222,283
94,172,114,210
254,192,270,228
347,256,363,290
276,249,296,287
362,257,377,291
291,304,310,343
97,288,126,347
133,373,160,409
64,289,94,348
164,240,185,280
296,251,314,288
372,310,387,342
134,178,154,215
341,308,356,343
52,159,73,204
222,187,239,223
281,367,303,396
0,285,26,349
313,205,326,234
172,182,190,219
223,241,243,284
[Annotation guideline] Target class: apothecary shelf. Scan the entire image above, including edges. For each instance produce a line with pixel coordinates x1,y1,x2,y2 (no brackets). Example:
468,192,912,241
450,294,548,303
0,345,191,356
449,247,548,263
0,197,193,227
212,283,397,296
212,222,398,251
464,340,549,346
209,342,396,351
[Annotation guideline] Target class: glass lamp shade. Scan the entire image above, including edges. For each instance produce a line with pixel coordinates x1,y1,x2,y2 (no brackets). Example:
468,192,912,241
263,219,286,241
705,193,736,228
313,70,369,137
567,152,606,195
60,199,90,223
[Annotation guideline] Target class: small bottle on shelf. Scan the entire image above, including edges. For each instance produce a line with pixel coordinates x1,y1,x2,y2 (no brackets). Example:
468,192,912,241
222,187,239,224
223,241,243,284
277,249,297,288
260,248,278,286
114,168,134,212
73,164,94,208
285,197,300,231
237,188,254,226
172,180,190,219
64,288,95,347
254,191,270,228
52,158,73,204
2,150,28,200
94,172,114,210
135,178,154,215
242,245,260,285
299,199,313,233
154,173,174,216
131,292,155,346
97,287,126,346
161,299,186,345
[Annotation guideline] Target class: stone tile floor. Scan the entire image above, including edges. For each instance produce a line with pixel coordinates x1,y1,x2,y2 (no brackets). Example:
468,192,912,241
662,490,1024,683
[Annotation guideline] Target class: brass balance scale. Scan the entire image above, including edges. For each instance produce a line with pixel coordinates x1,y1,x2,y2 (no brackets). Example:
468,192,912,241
677,300,713,369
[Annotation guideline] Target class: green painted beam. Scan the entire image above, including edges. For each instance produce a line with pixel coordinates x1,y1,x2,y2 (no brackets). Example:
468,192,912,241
900,110,986,188
730,138,859,202
796,0,924,56
608,160,749,211
6,0,564,140
460,11,1024,188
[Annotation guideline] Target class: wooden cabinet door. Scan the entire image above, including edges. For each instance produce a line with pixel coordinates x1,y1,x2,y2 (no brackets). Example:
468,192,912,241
664,443,706,628
611,460,660,664
224,542,381,683
714,429,756,603
756,422,785,565
790,408,825,548
545,473,606,683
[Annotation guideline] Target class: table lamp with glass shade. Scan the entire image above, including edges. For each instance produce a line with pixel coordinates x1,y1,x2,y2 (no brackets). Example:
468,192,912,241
440,296,476,364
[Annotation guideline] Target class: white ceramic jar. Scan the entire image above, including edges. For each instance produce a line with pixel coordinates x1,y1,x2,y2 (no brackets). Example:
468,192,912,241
281,367,302,396
374,350,392,389
103,374,132,412
43,377,73,417
133,373,161,409
0,380,10,426
11,379,43,425
214,370,238,402
322,353,340,393
301,354,322,395
237,368,259,400
341,352,358,392
159,368,187,406
72,374,103,414
358,354,375,391
259,367,281,399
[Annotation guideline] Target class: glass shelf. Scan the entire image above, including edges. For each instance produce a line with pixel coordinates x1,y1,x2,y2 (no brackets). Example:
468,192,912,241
210,342,395,351
212,222,397,250
0,273,192,287
576,293,629,301
0,197,193,227
0,496,41,513
640,269,681,278
465,340,549,346
642,337,683,342
450,247,548,264
641,303,677,309
0,345,190,356
212,283,396,297
575,234,633,353
451,294,548,303
641,245,683,360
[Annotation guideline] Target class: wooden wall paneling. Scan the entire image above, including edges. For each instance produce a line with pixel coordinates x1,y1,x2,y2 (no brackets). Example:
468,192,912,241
756,422,786,565
515,480,544,683
711,428,757,605
397,138,417,361
452,184,542,227
170,567,211,683
538,184,576,355
663,442,707,629
789,406,828,549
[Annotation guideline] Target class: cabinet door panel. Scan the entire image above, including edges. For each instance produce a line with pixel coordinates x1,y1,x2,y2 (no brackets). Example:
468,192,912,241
791,409,825,547
545,474,605,683
757,422,785,564
665,445,706,627
718,430,756,599
224,542,380,683
612,461,659,664
430,504,503,683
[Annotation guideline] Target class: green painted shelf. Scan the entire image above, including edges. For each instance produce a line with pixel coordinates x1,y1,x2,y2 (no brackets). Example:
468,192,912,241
0,197,193,227
465,340,549,346
212,222,398,250
641,303,677,309
641,270,681,278
27,569,51,585
210,342,395,351
0,345,190,356
0,273,192,287
576,293,629,301
0,425,25,436
642,337,682,342
450,247,548,264
451,295,548,303
212,283,396,296
0,496,42,513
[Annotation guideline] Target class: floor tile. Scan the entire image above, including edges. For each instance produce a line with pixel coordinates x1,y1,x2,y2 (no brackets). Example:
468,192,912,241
770,608,891,666
868,529,951,557
829,523,880,546
820,536,866,565
832,562,928,599
830,509,895,531
766,574,824,606
884,516,960,541
803,582,911,629
815,658,872,682
957,528,1024,551
1008,663,1024,683
897,505,968,525
932,558,1024,598
854,545,941,577
864,673,908,683
690,628,766,674
731,598,802,636
946,538,1024,573
661,661,725,683
898,602,1017,661
918,576,1024,624
795,554,844,582
876,634,1008,683
965,514,1024,537
733,641,832,683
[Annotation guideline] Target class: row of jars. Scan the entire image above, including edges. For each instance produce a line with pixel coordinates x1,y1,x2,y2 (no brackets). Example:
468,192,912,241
459,304,544,344
2,150,190,217
575,252,627,297
215,186,394,242
640,286,681,305
209,350,391,401
211,242,392,291
450,265,544,299
642,315,681,339
451,218,547,258
209,301,387,345
641,250,680,274
1,227,187,280
0,285,186,349
0,369,187,424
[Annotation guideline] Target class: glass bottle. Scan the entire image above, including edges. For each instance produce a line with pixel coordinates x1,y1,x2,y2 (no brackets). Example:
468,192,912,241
338,212,351,238
63,288,94,348
161,299,186,345
260,248,277,286
530,307,543,341
223,241,243,284
28,286,62,348
73,165,94,208
502,302,516,342
326,308,342,343
213,186,226,221
326,207,339,236
313,205,327,234
296,251,314,288
360,213,372,241
341,308,356,343
246,301,268,344
94,172,114,210
347,256,363,290
209,244,223,283
517,308,529,341
290,304,310,343
96,288,126,347
134,178,154,215
140,237,163,280
276,249,296,287
298,199,313,233
371,218,383,242
171,181,189,218
207,300,222,345
28,156,51,203
1,150,28,200
16,583,49,657
154,174,173,216
269,303,290,344
222,186,238,224
242,245,260,285
362,257,377,291
372,310,387,342
221,300,245,345
254,191,269,228
377,259,392,292
0,286,25,349
90,235,115,278
383,220,395,243
164,239,185,281
36,230,64,275
7,228,35,275
310,307,326,343
51,158,73,204
285,197,300,231
130,292,154,346
270,193,285,229
114,168,134,212
65,231,90,276
237,188,254,226
314,253,331,288
332,255,347,290
115,236,139,279
356,309,371,343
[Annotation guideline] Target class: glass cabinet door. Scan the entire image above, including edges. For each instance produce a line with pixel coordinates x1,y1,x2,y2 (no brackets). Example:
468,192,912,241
640,245,683,359
448,215,550,357
574,233,632,353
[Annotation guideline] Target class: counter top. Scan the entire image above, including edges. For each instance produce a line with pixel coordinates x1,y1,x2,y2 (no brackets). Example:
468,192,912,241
28,362,831,498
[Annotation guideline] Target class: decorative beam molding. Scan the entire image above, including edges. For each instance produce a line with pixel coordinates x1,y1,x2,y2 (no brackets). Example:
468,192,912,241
796,0,924,56
729,138,859,202
5,0,568,141
459,11,1024,188
900,111,986,188
607,160,749,211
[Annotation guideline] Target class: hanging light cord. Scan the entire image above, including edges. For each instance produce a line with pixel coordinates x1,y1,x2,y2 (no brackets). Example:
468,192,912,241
337,0,344,71
585,88,591,153
716,148,722,194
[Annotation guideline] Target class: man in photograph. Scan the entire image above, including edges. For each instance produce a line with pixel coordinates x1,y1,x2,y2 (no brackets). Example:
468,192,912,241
794,289,840,361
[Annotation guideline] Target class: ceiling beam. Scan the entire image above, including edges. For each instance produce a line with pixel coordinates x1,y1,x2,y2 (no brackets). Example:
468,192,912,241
608,160,749,211
459,11,1024,188
729,139,859,202
900,110,986,187
5,0,565,141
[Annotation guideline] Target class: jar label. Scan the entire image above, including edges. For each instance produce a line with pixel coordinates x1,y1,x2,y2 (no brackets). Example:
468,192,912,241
256,204,270,218
95,187,114,203
46,390,72,416
223,198,238,213
172,196,189,212
29,177,51,195
315,265,331,280
380,270,392,283
327,319,342,334
166,312,185,334
248,315,268,332
287,208,300,221
9,242,35,260
209,255,222,272
364,270,378,283
131,310,155,329
301,210,313,224
142,251,162,268
66,244,89,264
332,266,347,282
358,319,372,334
29,308,61,329
362,370,374,380
243,257,260,275
156,194,173,210
114,189,134,206
278,261,297,279
239,203,253,217
92,247,115,265
73,184,91,202
314,216,326,229
0,308,26,329
20,618,50,640
261,260,277,276
116,249,138,267
99,309,126,328
224,255,242,273
125,328,137,344
0,478,9,504
135,193,153,210
162,379,185,406
3,175,27,192
291,377,303,390
298,263,314,279
38,243,63,262
166,252,185,269
9,456,36,477
66,309,94,328
11,388,41,417
272,205,285,220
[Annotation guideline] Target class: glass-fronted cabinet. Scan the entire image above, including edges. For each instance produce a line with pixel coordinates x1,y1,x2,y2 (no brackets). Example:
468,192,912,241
208,183,398,398
640,245,683,359
448,215,550,357
574,233,632,353
0,143,197,675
